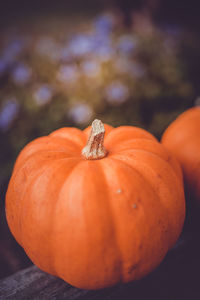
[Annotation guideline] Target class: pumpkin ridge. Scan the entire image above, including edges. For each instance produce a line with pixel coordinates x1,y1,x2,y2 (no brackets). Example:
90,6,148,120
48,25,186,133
13,147,81,173
97,160,123,283
110,154,185,249
106,138,160,155
116,148,182,182
48,159,82,276
49,135,85,150
20,158,80,275
53,160,122,288
109,155,168,217
50,127,86,148
13,136,81,172
100,157,170,281
98,158,132,282
104,126,156,148
6,159,56,246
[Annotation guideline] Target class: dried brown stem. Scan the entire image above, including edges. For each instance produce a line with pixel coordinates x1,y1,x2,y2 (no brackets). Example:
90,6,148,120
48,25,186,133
82,119,107,160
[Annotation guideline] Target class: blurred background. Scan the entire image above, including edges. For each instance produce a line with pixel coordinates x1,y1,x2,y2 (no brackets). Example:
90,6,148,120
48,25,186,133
1,0,200,280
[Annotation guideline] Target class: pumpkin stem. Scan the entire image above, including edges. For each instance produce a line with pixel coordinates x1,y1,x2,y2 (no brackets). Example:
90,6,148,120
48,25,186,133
82,119,107,160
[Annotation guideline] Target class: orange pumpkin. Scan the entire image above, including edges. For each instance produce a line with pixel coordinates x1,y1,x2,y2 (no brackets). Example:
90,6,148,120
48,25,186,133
162,107,200,206
6,120,185,289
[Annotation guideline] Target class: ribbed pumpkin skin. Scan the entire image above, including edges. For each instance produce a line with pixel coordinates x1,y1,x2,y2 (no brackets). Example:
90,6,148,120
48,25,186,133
162,107,200,206
6,124,185,289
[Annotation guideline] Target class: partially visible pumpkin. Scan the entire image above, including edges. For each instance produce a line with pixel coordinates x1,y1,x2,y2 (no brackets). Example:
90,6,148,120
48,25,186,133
162,107,200,206
6,119,185,290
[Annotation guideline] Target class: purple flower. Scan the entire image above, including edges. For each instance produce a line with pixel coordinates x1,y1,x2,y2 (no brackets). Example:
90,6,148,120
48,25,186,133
117,35,137,55
93,14,115,34
11,63,32,85
67,30,113,59
68,103,93,124
3,37,27,63
95,44,114,61
33,85,53,106
105,82,129,105
60,46,71,61
57,65,79,83
0,98,19,131
81,60,100,77
68,35,93,57
89,33,114,60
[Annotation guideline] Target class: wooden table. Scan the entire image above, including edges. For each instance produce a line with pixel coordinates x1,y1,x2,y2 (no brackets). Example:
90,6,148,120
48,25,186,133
1,228,200,300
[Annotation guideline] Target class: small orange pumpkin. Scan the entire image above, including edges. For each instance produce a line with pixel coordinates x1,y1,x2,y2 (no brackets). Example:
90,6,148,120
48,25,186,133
6,120,185,289
162,107,200,206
